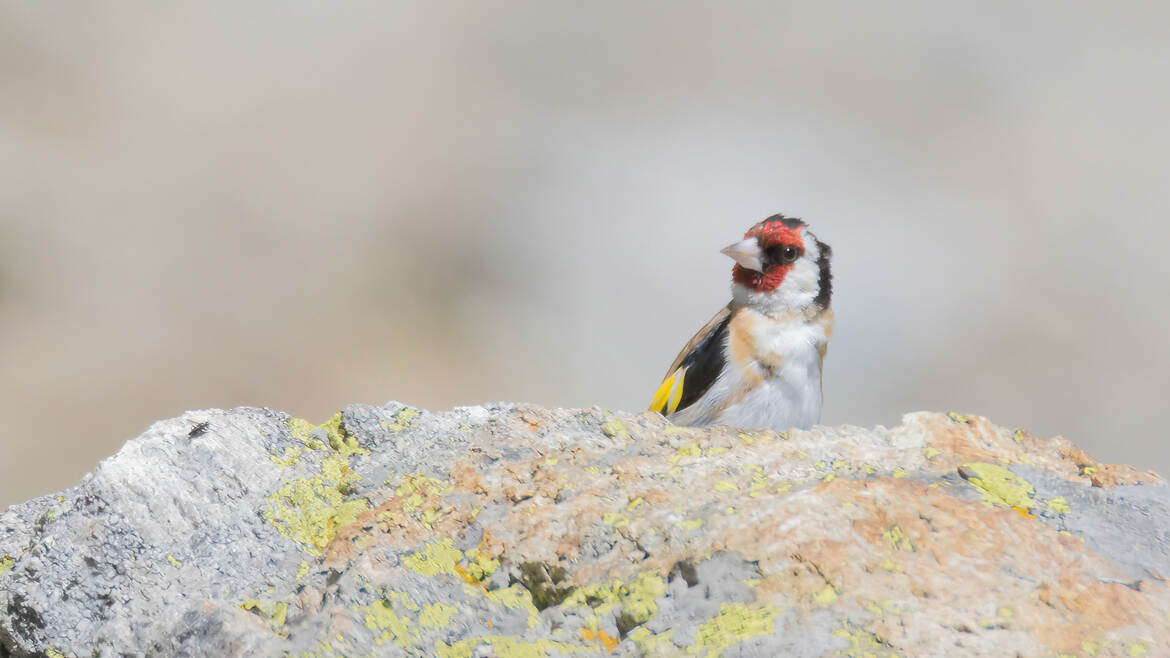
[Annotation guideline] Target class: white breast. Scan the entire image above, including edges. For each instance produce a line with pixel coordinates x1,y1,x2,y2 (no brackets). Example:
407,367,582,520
716,319,824,430
667,312,826,431
716,330,828,428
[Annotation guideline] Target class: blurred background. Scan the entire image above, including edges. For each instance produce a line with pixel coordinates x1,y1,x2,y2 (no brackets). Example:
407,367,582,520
2,2,1169,508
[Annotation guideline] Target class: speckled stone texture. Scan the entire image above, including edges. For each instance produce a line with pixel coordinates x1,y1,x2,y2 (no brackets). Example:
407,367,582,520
2,403,1168,657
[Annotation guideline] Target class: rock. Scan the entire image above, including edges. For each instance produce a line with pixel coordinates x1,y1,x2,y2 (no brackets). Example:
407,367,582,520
1,403,1168,657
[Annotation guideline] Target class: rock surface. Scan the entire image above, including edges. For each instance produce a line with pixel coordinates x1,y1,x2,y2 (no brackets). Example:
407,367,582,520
1,403,1168,657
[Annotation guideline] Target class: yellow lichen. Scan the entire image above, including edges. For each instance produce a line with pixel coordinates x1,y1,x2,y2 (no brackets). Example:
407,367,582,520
814,585,839,605
832,626,896,657
0,555,13,575
692,603,779,657
483,585,541,628
892,469,908,478
391,474,454,527
287,413,369,457
402,538,462,577
241,598,289,628
1046,496,1070,514
419,507,442,527
714,480,739,492
363,597,418,646
319,454,357,487
286,417,318,441
679,519,703,531
564,580,619,620
297,561,311,580
603,512,631,528
266,414,372,554
270,445,304,468
621,572,668,626
436,636,589,658
961,462,1035,511
561,571,666,634
384,407,421,433
300,638,349,658
924,446,941,459
419,602,458,629
263,457,369,555
1127,642,1149,657
167,554,182,567
322,415,364,456
463,550,500,583
671,443,701,462
627,496,644,511
627,626,676,655
882,526,914,552
600,420,630,440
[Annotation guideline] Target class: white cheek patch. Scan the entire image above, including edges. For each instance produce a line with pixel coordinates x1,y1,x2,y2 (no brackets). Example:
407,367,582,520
778,230,824,308
785,262,818,294
801,232,821,261
763,259,818,314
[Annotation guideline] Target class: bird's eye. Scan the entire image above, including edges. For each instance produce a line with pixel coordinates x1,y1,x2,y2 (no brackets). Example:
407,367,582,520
764,244,802,266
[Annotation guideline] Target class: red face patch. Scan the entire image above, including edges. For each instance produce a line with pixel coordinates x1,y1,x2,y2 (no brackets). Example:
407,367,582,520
732,220,805,292
747,220,804,249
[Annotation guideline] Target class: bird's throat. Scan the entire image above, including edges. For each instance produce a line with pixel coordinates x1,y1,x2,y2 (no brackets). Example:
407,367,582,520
732,264,789,292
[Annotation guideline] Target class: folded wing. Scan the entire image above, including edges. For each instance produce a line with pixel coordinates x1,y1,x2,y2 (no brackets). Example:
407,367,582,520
648,305,733,416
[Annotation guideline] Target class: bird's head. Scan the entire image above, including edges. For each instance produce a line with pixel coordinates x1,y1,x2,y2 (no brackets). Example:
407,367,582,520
722,214,832,314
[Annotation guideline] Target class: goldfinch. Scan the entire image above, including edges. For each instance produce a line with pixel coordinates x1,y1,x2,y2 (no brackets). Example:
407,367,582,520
649,214,833,430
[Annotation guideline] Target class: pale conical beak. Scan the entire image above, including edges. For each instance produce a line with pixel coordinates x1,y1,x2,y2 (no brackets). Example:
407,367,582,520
721,238,763,272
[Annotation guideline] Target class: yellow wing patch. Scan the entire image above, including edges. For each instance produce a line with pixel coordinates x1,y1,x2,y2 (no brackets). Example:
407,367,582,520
649,367,688,415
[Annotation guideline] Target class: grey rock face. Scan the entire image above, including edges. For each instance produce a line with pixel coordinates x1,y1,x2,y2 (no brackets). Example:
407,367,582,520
1,403,1168,657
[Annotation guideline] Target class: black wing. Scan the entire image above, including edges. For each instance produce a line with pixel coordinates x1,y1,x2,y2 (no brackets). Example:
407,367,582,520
648,305,732,415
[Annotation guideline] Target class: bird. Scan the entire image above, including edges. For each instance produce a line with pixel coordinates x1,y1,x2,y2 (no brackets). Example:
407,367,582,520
648,214,833,430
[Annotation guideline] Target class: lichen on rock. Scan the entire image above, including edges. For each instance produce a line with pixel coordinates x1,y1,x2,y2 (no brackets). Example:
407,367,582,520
1,403,1168,656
